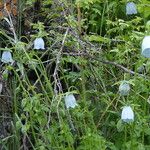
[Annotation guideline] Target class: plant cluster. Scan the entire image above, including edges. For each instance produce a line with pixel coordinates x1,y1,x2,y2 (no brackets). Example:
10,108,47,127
0,0,150,149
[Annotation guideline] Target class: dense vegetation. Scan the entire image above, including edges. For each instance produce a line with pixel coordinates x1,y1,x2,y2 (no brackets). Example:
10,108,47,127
0,0,150,149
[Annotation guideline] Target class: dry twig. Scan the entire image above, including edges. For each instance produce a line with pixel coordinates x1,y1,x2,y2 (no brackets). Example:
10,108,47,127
53,28,69,94
63,52,146,78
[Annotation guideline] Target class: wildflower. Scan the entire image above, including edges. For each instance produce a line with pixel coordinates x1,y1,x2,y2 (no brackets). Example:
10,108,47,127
119,81,130,96
0,82,2,94
65,94,78,109
1,51,14,63
33,37,45,50
146,20,150,33
121,106,134,122
141,36,150,58
126,2,137,15
137,65,146,74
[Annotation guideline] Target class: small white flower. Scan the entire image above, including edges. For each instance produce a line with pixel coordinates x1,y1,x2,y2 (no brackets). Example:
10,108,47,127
119,81,130,96
121,106,134,122
33,37,45,50
65,94,78,109
1,51,14,63
137,65,145,73
0,82,2,94
126,2,137,15
141,36,150,58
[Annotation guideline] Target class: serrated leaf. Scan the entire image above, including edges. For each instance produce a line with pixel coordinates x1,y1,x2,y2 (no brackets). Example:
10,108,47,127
88,35,110,43
117,119,124,132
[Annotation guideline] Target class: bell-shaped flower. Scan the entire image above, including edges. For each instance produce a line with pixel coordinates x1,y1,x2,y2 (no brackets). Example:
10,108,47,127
141,36,150,58
126,2,137,15
65,94,78,109
1,51,14,63
119,81,130,96
33,37,45,50
0,82,2,94
121,106,134,122
137,65,146,74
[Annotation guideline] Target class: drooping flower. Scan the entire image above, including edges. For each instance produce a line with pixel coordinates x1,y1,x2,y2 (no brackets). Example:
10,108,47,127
65,94,78,109
0,82,2,94
121,106,134,122
126,2,137,15
141,36,150,58
137,65,146,74
119,81,130,96
1,51,14,63
33,37,45,50
146,20,150,33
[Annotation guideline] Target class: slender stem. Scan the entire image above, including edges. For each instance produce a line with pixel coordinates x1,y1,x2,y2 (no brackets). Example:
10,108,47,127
4,3,18,43
124,125,127,143
77,3,82,34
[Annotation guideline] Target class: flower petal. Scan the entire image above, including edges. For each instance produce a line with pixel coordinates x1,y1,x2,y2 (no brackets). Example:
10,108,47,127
121,106,134,122
126,2,137,15
34,38,45,50
141,36,150,58
1,51,14,63
65,94,78,109
119,81,130,96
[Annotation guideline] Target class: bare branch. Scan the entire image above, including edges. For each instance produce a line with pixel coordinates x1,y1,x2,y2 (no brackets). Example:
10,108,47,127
53,28,69,95
63,52,146,78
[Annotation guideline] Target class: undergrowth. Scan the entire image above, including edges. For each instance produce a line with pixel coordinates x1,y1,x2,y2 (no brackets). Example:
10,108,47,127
0,0,150,149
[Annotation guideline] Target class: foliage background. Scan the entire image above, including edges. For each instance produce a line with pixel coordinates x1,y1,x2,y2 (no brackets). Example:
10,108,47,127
0,0,150,149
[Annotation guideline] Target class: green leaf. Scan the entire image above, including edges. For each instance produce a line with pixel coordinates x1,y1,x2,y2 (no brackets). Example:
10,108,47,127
88,35,110,43
117,120,124,132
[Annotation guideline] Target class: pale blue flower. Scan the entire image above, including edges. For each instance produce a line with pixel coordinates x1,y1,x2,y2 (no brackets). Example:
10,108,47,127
126,2,137,15
119,81,130,96
137,65,145,73
0,82,2,94
121,106,134,122
33,37,45,50
141,36,150,58
65,94,78,109
1,51,14,63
